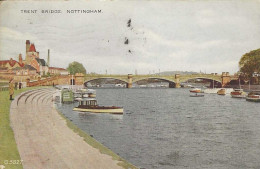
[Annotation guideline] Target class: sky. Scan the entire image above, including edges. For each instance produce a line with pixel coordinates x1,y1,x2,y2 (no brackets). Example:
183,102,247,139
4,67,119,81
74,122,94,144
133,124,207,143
0,0,260,75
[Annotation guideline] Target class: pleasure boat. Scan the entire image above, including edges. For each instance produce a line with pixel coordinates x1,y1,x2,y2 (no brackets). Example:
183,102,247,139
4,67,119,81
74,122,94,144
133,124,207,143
73,98,123,114
217,88,226,95
246,91,260,102
189,88,201,93
230,89,247,98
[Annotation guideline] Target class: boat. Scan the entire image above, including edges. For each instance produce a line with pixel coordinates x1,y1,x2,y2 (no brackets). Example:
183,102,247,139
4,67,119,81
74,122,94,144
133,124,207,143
88,93,96,98
230,89,247,98
246,91,260,102
231,78,247,98
189,88,201,93
73,98,123,114
74,89,96,100
217,88,226,95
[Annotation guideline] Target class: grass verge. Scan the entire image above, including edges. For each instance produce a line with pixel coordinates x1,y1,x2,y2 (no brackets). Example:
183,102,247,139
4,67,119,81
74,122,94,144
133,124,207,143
0,87,47,169
57,109,139,169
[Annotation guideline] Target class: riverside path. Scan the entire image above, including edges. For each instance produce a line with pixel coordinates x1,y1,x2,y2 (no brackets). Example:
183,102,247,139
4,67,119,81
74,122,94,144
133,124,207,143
10,88,129,169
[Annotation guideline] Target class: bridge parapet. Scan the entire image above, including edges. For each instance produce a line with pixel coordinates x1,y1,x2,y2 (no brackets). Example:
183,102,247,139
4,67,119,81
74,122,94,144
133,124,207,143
84,74,129,84
83,73,235,88
132,75,176,83
26,75,70,87
179,74,222,83
84,74,179,88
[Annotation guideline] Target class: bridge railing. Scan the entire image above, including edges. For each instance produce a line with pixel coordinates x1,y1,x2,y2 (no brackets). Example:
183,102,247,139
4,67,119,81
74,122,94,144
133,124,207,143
84,73,221,77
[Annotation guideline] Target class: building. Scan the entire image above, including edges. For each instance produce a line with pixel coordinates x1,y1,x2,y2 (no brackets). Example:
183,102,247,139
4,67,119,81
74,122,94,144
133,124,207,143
12,65,37,76
25,40,40,64
30,58,49,75
0,40,69,78
0,55,24,69
49,67,69,75
24,40,48,75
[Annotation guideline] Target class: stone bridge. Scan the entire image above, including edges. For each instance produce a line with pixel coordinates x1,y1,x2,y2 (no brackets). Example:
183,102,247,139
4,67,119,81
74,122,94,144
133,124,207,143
21,72,236,88
82,72,235,88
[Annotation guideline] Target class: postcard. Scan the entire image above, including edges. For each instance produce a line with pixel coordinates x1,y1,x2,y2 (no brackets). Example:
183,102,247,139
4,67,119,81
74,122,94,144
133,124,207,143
0,1,260,169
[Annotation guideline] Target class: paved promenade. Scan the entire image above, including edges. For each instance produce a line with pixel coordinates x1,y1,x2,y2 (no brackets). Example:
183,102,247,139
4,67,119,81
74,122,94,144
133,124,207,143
10,88,125,169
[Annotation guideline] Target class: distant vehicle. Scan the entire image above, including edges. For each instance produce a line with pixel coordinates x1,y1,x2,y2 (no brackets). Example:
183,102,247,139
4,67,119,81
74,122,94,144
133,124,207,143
115,84,125,87
159,84,167,88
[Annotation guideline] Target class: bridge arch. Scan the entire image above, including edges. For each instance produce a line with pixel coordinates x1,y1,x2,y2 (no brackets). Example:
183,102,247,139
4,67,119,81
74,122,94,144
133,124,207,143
133,77,176,88
181,77,222,88
181,77,221,83
84,77,128,87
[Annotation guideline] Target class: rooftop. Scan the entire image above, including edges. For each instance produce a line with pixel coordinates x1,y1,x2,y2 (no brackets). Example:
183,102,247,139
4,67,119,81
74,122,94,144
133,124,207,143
29,44,36,52
35,58,47,66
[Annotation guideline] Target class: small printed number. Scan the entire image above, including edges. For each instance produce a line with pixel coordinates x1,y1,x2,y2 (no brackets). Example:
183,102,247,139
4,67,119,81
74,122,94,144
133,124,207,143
4,160,23,165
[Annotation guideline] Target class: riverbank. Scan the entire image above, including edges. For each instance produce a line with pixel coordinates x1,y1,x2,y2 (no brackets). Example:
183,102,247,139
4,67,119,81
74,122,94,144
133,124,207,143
0,86,46,169
9,88,137,169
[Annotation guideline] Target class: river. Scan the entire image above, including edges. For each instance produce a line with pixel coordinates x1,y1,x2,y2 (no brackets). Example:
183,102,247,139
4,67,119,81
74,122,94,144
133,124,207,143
57,88,260,169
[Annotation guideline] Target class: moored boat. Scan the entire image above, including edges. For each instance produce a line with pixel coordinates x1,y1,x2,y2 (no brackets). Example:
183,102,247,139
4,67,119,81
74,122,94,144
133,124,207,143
190,88,201,93
88,93,96,98
73,98,123,114
246,91,260,102
217,88,226,95
230,89,247,98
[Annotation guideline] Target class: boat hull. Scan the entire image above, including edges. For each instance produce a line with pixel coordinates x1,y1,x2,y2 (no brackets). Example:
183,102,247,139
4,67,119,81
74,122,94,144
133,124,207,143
246,94,260,102
190,91,200,93
190,95,204,97
246,98,260,102
73,107,124,114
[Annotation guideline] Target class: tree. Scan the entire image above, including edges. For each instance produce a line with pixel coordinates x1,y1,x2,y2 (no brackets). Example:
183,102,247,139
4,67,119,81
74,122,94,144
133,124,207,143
67,61,86,75
239,48,260,79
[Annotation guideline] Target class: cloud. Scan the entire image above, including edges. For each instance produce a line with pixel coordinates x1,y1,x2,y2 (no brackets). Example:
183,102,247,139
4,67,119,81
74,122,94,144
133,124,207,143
0,27,36,41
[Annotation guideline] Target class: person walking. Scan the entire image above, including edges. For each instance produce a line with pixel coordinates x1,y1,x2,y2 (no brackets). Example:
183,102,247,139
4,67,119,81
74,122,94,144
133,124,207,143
9,79,14,100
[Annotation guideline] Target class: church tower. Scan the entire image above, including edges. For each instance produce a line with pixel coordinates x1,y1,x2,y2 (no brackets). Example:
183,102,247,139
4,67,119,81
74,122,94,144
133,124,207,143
26,40,30,53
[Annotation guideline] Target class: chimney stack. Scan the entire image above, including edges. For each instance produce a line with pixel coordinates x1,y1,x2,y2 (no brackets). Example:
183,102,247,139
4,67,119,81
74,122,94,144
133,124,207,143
18,53,23,64
47,49,50,66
